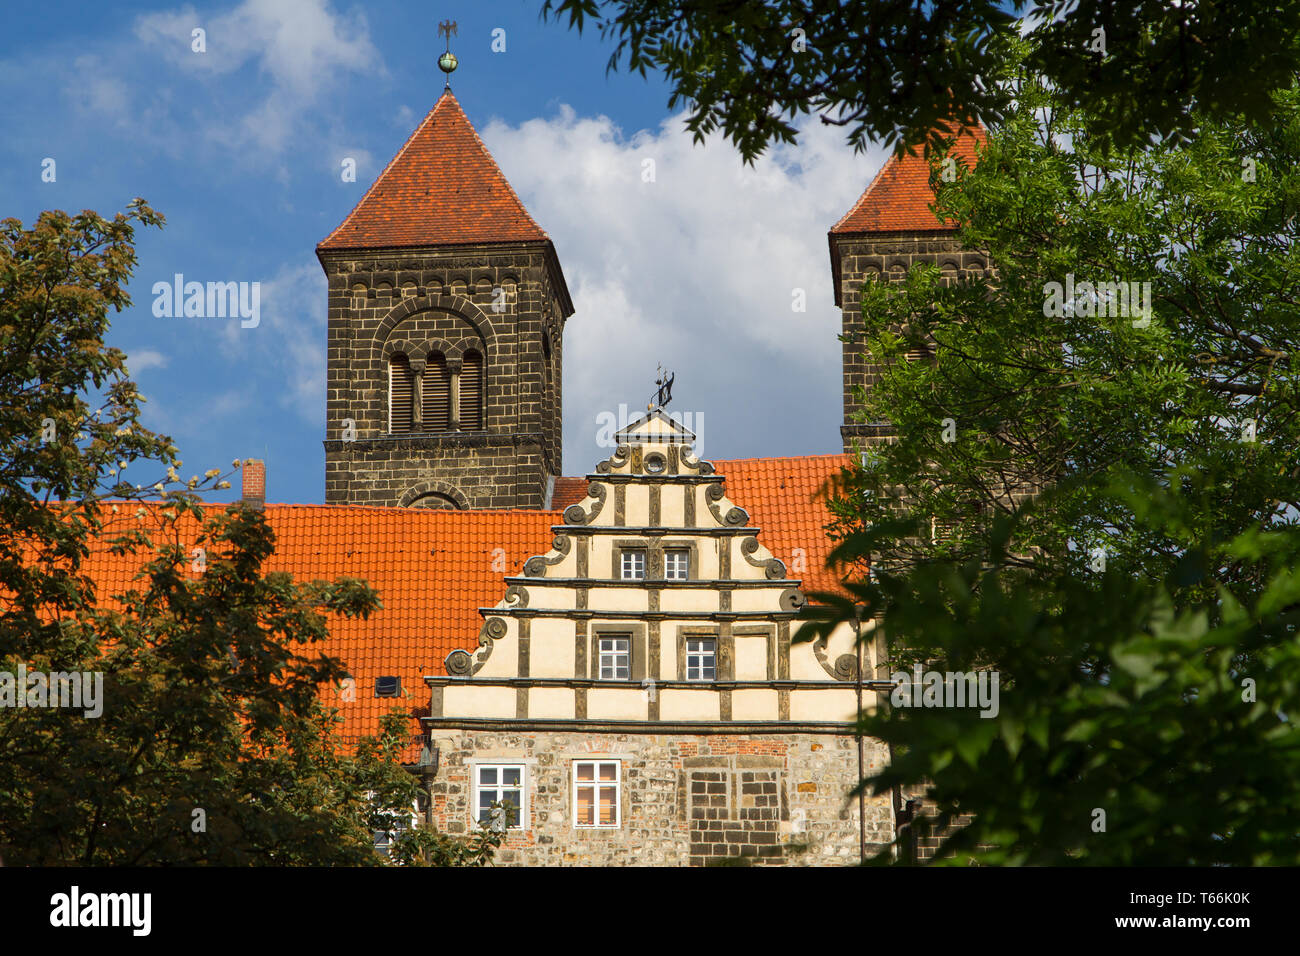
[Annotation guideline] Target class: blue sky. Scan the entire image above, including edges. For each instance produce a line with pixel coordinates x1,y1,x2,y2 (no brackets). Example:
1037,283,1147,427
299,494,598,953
0,0,887,504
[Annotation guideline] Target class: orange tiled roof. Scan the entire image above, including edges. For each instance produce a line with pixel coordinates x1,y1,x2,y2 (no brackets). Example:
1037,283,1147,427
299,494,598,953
70,455,854,756
710,454,854,597
318,91,550,252
76,504,558,756
830,126,988,236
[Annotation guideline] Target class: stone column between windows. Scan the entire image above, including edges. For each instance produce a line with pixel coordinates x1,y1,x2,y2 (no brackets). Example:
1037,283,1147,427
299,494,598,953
447,356,462,430
410,359,424,427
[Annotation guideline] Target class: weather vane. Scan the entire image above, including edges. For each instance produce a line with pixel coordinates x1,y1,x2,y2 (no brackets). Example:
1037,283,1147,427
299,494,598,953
648,365,675,411
438,20,458,87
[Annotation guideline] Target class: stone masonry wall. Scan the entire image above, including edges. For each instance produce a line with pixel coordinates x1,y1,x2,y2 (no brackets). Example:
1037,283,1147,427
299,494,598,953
835,232,988,453
323,435,548,509
320,243,565,508
425,730,896,866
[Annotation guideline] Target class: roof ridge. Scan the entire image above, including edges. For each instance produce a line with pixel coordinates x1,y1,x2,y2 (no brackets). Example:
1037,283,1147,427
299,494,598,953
88,499,564,516
711,453,853,466
450,95,549,243
829,151,900,234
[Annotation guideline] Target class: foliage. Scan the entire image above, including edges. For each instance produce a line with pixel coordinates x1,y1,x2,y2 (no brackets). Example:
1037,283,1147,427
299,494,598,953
816,476,1300,865
831,37,1300,605
0,203,493,866
540,1,1300,160
798,38,1300,863
390,810,508,868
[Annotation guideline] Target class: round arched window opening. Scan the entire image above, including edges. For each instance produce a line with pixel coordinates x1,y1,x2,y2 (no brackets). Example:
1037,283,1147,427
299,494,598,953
409,492,460,510
644,453,667,475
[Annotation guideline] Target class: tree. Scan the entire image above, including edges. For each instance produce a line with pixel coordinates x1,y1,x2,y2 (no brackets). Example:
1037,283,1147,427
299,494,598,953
832,37,1300,601
820,476,1300,865
541,1,1300,159
800,38,1300,863
0,204,493,865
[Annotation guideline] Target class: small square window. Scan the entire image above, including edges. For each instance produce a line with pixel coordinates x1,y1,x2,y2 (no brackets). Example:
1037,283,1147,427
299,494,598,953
685,638,716,681
621,549,646,580
574,760,621,828
475,764,525,830
598,636,630,680
664,549,689,580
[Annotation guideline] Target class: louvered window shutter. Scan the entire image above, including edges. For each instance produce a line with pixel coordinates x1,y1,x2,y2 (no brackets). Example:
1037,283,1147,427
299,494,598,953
388,355,413,433
461,351,483,429
423,355,450,431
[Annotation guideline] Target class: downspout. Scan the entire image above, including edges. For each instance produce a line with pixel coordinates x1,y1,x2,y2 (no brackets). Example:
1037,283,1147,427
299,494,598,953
854,604,865,865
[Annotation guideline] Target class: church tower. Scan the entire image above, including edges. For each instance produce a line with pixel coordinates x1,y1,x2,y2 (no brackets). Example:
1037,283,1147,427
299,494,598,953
828,128,987,453
318,71,572,509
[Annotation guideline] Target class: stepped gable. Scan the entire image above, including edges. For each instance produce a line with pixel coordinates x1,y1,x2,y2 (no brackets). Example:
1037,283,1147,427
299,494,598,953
70,453,851,757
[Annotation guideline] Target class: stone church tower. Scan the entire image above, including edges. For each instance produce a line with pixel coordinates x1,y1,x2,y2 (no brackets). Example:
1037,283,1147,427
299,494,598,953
318,88,573,510
828,128,987,452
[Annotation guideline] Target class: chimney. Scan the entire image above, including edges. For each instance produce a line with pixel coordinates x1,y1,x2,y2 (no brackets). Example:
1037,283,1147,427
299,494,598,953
241,459,266,509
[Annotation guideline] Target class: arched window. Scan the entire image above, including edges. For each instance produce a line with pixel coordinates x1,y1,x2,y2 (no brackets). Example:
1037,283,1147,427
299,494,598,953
388,354,414,433
422,354,451,431
410,492,460,510
461,350,483,429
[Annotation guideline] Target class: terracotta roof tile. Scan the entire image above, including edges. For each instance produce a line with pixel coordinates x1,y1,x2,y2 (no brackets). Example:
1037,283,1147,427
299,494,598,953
709,454,854,597
830,126,988,235
68,455,856,757
550,477,589,511
318,91,549,252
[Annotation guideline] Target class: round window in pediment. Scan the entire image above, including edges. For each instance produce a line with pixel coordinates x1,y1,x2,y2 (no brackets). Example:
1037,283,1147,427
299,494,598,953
644,452,667,475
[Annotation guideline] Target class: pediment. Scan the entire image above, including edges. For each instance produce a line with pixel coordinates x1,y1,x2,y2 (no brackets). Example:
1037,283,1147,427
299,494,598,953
615,408,696,444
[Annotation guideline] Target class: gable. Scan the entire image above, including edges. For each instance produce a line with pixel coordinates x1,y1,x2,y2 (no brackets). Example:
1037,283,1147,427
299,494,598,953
66,455,854,759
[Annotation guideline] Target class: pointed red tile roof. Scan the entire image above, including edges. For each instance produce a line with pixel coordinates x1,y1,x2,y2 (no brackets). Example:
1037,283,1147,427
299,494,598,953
318,91,550,252
830,125,988,236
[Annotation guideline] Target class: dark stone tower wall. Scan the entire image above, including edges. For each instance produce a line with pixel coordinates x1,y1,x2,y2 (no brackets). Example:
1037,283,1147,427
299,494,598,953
832,232,988,452
320,243,565,509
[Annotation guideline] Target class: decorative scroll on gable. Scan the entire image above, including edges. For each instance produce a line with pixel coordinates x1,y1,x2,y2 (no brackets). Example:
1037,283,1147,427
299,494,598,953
430,407,885,730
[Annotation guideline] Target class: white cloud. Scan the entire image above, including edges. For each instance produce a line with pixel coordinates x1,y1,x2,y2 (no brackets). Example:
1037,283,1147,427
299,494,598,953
66,57,132,125
215,260,326,426
129,0,383,153
135,0,377,89
127,349,169,375
479,108,888,467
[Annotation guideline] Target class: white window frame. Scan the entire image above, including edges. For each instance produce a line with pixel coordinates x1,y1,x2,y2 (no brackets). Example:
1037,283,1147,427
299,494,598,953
370,793,420,857
572,759,621,829
663,549,690,580
473,763,527,831
598,636,631,680
620,549,646,580
685,637,716,681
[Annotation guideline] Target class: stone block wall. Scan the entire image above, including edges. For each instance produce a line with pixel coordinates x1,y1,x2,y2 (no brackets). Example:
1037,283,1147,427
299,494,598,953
319,243,566,508
834,232,988,453
322,434,549,509
424,730,897,866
